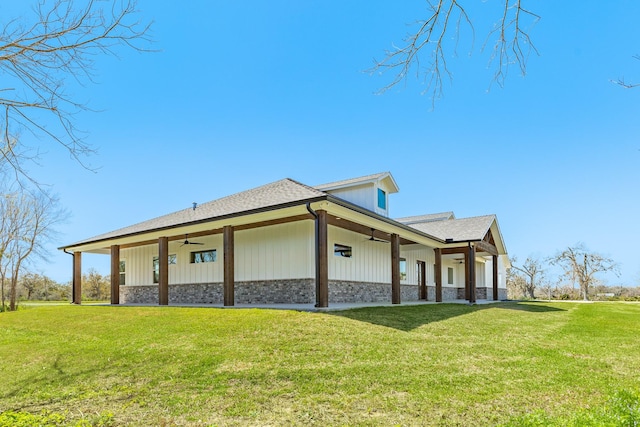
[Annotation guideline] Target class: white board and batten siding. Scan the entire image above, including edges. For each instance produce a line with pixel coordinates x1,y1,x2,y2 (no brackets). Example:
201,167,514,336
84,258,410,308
120,221,315,286
120,234,224,286
329,228,437,286
234,221,314,281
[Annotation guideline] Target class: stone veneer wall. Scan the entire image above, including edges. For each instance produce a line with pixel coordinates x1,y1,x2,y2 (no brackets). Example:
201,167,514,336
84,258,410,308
474,287,509,301
120,285,159,304
236,279,315,304
328,280,420,303
120,281,504,304
120,280,315,305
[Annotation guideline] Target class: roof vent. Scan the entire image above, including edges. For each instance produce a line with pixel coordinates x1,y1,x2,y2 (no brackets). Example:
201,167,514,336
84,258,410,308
192,202,197,211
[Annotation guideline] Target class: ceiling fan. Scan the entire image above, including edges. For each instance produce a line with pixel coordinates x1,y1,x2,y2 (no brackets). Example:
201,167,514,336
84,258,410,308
180,234,204,247
367,228,388,243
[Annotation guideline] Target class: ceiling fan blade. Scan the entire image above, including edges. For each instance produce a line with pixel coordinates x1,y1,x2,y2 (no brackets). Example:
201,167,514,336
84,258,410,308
191,242,204,245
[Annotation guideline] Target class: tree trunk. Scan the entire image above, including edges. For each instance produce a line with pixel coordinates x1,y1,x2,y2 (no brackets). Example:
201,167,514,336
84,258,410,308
1,277,5,311
9,276,17,311
528,284,535,299
582,280,589,301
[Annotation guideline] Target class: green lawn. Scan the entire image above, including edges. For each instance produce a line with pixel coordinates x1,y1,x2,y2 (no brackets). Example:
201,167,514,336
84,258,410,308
1,302,639,426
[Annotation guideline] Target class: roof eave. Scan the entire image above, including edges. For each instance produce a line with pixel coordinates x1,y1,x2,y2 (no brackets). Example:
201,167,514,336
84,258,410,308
58,195,329,251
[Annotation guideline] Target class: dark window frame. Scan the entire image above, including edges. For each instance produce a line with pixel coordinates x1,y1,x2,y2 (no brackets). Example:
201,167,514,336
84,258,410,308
190,249,217,264
377,188,386,210
334,243,352,258
119,260,126,286
153,254,177,283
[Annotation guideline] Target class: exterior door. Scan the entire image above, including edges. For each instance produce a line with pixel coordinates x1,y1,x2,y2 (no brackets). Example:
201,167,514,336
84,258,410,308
417,261,427,300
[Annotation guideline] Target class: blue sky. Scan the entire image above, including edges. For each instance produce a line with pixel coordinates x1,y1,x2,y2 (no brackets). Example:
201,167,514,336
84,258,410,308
13,1,640,287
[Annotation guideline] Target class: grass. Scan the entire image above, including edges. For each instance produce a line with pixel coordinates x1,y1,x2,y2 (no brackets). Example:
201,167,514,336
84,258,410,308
1,302,640,426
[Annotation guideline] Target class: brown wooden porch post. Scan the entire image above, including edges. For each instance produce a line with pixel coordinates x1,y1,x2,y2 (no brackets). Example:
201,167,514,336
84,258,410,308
224,225,235,307
469,245,476,303
110,245,120,305
73,252,82,304
391,233,401,304
419,261,427,300
158,237,169,305
316,210,329,308
464,249,470,300
492,255,499,300
435,248,442,302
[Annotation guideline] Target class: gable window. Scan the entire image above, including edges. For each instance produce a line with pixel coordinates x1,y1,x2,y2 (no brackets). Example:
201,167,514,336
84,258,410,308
153,254,177,283
377,188,386,210
400,258,407,281
447,267,454,285
119,260,126,286
191,249,216,264
334,243,352,258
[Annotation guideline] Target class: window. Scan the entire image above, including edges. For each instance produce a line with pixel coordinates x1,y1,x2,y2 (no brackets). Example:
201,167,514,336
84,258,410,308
119,260,126,286
191,249,216,264
400,258,407,281
334,243,352,258
447,267,454,285
377,188,386,210
416,262,422,285
153,254,177,283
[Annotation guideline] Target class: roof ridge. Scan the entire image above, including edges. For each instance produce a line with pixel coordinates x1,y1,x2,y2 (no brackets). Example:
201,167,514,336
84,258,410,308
396,211,454,219
452,213,496,221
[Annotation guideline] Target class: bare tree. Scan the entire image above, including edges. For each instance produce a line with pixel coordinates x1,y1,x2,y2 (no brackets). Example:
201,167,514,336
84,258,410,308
0,0,151,185
0,190,67,311
510,256,545,299
370,0,539,103
550,243,620,301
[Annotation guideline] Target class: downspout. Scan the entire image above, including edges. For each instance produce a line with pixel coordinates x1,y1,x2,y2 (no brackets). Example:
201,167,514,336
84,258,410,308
63,249,75,304
306,203,320,307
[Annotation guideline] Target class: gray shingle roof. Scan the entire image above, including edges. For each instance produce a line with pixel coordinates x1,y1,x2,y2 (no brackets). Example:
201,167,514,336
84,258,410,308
66,178,327,247
395,212,455,224
408,215,496,242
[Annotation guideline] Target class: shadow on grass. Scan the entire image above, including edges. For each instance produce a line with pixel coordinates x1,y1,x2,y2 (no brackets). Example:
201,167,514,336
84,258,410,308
329,301,567,332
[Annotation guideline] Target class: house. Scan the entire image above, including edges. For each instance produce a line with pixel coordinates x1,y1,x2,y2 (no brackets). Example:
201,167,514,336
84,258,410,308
59,172,509,307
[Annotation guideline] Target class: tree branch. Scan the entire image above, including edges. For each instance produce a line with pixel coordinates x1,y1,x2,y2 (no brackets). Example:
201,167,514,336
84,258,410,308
370,0,539,105
0,0,152,187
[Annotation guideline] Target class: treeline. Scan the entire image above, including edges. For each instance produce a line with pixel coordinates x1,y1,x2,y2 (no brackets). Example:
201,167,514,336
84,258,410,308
507,243,638,301
1,269,111,310
513,282,640,301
